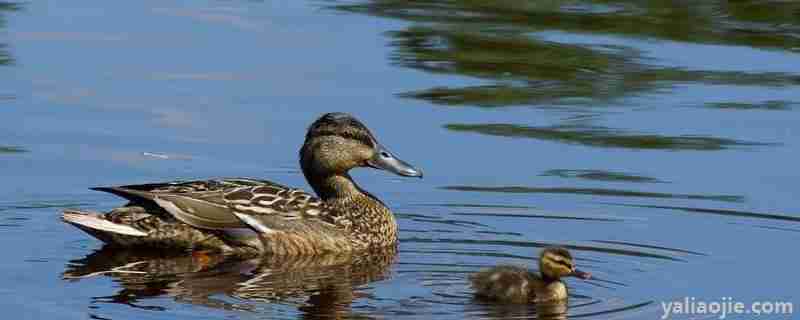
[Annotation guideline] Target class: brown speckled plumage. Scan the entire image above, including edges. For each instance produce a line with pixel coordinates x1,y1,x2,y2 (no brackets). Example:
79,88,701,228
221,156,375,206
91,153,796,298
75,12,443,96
469,247,591,304
62,112,422,256
72,206,232,251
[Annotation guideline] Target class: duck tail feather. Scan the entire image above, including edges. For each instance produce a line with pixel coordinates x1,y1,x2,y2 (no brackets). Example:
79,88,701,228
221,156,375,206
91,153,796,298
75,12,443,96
62,209,148,238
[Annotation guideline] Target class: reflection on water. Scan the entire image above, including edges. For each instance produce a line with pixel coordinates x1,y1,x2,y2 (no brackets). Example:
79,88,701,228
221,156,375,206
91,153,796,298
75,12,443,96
337,0,800,157
540,169,665,183
0,2,17,66
391,27,799,107
705,100,796,111
0,146,26,153
590,240,706,257
339,1,800,108
338,1,800,51
445,122,771,150
0,200,88,228
64,246,397,319
470,299,571,320
606,203,800,223
443,185,743,203
2,0,799,319
401,237,688,262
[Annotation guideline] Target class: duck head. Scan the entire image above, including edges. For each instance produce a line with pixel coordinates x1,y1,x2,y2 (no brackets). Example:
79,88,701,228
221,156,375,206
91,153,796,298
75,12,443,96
539,247,591,281
300,113,422,196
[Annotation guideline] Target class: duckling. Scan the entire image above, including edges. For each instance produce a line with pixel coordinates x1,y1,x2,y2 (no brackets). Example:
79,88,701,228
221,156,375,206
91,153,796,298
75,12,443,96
470,247,591,303
62,112,422,256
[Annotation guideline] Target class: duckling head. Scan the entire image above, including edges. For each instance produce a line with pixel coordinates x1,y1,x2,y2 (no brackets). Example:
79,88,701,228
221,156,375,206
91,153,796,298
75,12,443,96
300,113,423,181
539,247,591,281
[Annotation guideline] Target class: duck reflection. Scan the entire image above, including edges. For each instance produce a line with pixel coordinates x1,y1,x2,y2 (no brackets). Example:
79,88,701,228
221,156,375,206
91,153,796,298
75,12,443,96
474,300,568,320
535,302,568,320
63,246,397,318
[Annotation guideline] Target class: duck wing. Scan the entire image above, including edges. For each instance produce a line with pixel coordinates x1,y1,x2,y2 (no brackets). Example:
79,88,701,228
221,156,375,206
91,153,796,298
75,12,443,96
222,184,333,234
93,178,331,232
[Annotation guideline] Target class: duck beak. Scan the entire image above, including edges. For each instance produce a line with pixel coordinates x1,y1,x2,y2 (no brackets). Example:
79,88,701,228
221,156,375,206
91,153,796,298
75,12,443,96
571,269,591,280
366,143,423,178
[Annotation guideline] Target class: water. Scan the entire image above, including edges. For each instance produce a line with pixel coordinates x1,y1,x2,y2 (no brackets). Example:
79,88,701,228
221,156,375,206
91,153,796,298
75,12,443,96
1,1,798,319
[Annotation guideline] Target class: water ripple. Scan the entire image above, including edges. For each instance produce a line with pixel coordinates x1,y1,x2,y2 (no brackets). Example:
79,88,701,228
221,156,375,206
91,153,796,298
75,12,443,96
452,212,623,222
541,169,667,184
604,203,800,222
443,185,744,203
401,238,686,262
445,123,773,151
590,240,707,256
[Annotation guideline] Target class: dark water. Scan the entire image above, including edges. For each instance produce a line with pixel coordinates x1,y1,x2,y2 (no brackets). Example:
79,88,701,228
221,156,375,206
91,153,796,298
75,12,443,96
2,1,798,319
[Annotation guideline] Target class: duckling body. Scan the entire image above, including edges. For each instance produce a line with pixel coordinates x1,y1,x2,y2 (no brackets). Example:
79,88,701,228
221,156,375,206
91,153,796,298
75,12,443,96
470,265,568,303
62,113,422,256
470,247,590,304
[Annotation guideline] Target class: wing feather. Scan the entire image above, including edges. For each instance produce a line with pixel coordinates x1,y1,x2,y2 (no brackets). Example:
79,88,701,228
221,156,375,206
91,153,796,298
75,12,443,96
92,178,332,232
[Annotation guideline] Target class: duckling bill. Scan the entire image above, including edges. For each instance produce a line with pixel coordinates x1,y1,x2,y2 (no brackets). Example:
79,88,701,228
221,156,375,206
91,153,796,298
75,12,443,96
62,112,422,256
470,247,590,304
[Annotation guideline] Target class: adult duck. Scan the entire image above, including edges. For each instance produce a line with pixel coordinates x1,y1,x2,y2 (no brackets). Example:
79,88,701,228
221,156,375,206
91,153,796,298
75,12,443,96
62,112,422,256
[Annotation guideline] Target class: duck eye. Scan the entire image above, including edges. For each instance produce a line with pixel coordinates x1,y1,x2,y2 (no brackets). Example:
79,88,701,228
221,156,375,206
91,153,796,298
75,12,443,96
380,151,391,158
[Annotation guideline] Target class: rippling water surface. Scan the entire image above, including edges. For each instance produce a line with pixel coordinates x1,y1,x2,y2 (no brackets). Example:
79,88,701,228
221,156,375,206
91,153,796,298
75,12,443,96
1,1,799,319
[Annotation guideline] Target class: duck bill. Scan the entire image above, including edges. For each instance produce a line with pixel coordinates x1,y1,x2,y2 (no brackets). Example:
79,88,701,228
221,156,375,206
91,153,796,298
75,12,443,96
571,269,592,280
366,143,423,178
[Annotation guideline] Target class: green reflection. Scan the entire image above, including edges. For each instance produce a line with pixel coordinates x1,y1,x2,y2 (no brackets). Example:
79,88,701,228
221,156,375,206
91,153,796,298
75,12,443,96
336,1,800,108
0,146,26,153
445,123,770,150
541,169,665,183
338,1,800,51
705,100,795,111
337,1,800,150
0,2,19,66
387,26,799,107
